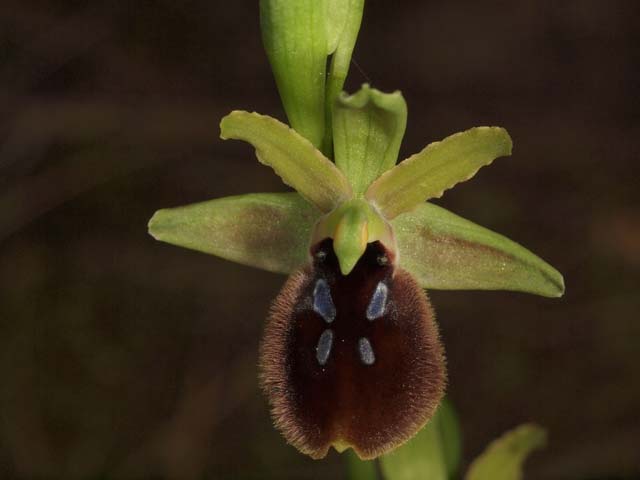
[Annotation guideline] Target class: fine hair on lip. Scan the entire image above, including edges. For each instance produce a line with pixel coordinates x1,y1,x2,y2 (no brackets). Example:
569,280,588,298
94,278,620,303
259,239,446,459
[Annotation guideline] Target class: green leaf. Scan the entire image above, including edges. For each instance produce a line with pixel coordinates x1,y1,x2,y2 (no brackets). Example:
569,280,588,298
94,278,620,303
260,0,328,148
148,192,320,274
366,127,512,219
346,449,379,480
324,0,365,155
220,111,352,212
333,85,408,195
465,424,547,480
380,400,461,480
392,202,565,298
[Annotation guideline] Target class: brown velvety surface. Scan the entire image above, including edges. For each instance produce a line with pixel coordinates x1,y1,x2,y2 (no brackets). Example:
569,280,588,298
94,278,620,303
260,240,445,459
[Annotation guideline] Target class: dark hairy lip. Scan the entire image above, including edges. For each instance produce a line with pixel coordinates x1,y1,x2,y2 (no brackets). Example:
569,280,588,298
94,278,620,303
259,239,447,459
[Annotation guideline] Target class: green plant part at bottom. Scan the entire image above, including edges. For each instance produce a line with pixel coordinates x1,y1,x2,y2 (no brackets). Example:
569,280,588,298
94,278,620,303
348,401,545,480
148,85,564,459
379,399,462,480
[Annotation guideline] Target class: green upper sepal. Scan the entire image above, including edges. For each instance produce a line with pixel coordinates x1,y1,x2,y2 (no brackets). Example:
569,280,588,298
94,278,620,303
148,192,321,274
392,202,565,298
220,111,352,213
333,85,408,196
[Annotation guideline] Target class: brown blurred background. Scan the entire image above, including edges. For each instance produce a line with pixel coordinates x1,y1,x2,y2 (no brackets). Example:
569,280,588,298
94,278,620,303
1,1,639,479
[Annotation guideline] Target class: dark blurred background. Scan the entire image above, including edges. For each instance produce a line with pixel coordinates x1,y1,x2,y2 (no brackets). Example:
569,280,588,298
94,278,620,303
1,1,639,479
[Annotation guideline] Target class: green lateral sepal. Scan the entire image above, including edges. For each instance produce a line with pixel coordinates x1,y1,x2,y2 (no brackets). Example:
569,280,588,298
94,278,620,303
392,203,565,297
148,192,321,274
366,126,512,220
333,85,408,196
220,111,352,213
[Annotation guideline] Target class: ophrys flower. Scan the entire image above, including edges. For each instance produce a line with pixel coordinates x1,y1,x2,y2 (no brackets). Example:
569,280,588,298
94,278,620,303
148,85,564,459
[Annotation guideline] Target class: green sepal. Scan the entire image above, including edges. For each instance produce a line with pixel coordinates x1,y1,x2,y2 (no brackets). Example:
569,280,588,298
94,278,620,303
220,111,352,213
323,0,365,155
392,203,565,298
465,424,546,480
148,192,321,274
312,198,395,275
380,400,462,480
333,85,408,196
366,127,512,220
260,0,328,148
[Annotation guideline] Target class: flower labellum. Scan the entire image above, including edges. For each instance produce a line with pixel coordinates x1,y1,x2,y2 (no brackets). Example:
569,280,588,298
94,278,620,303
260,239,445,459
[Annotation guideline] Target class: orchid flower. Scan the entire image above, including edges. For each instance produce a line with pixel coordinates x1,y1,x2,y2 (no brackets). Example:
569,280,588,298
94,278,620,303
147,0,563,462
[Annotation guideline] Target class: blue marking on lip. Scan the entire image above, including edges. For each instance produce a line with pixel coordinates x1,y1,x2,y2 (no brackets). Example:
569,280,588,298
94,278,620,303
366,282,388,321
316,329,334,366
313,278,336,323
358,337,375,366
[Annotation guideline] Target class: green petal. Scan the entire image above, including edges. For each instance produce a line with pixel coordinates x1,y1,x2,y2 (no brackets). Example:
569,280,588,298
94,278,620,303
392,203,565,297
324,0,365,155
465,424,546,480
260,0,327,148
366,127,512,219
220,111,352,212
148,193,320,274
333,85,408,195
380,400,461,480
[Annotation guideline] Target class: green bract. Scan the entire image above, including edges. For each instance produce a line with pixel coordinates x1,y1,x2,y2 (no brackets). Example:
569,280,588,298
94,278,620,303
260,0,364,154
150,84,563,298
